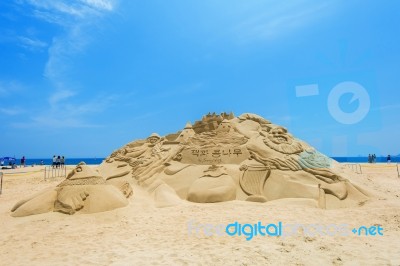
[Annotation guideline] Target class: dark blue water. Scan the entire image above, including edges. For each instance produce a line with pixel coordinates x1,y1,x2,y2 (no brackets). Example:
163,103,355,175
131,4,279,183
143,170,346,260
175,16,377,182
332,157,399,163
21,158,106,166
6,157,399,166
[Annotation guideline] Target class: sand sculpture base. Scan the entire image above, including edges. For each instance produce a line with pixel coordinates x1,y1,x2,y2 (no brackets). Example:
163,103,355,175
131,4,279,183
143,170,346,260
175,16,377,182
11,112,370,217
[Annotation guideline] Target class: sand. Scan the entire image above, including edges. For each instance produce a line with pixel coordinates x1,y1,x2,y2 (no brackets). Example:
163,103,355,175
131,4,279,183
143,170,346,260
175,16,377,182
1,163,400,265
100,113,370,210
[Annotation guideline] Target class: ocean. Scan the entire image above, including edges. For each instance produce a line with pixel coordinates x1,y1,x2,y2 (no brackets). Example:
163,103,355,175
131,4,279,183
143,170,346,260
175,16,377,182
332,156,399,163
22,158,106,166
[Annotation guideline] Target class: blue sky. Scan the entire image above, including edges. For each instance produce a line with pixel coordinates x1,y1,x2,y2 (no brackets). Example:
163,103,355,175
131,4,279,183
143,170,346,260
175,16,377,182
1,0,399,158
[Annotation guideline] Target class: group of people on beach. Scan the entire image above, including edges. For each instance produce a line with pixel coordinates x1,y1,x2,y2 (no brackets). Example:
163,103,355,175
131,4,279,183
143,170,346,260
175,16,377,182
52,155,65,168
368,154,393,163
368,154,377,163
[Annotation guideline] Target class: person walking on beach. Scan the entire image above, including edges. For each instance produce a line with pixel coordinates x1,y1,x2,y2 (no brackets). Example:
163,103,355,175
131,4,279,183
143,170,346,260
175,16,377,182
56,156,61,168
20,156,26,168
61,156,65,168
52,155,57,168
387,154,391,164
368,154,372,163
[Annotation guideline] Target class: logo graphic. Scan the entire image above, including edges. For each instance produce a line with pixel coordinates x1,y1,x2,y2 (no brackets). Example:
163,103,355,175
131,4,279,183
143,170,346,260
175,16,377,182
187,220,384,241
327,81,370,125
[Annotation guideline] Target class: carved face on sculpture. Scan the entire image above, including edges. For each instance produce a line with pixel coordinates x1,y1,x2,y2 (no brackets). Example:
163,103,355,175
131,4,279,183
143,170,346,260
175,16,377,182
268,127,293,145
216,120,233,133
147,133,161,144
66,162,102,180
263,126,303,155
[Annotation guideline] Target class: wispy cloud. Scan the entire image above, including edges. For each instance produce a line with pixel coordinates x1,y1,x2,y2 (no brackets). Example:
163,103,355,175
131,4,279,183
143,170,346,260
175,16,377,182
0,80,25,97
17,36,47,51
233,1,335,42
0,107,25,116
23,0,118,29
13,0,119,129
12,92,119,129
48,89,77,107
11,117,103,129
83,0,114,11
19,0,117,81
56,94,118,117
25,0,115,23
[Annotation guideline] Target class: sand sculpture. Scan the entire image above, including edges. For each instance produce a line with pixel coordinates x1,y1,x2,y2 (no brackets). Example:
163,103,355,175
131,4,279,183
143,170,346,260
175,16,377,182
11,112,370,217
101,112,369,209
11,162,132,217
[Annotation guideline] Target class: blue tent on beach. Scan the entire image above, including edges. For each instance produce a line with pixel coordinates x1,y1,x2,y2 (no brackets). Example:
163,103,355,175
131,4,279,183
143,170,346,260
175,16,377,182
0,157,16,168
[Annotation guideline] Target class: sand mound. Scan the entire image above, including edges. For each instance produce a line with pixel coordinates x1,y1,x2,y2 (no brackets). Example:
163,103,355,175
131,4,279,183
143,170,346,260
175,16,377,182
11,162,132,217
99,112,369,209
10,112,371,217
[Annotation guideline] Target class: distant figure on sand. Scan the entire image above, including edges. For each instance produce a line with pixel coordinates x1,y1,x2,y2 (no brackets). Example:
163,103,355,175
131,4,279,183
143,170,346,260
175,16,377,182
387,155,391,164
20,156,26,168
56,156,61,168
368,154,372,163
61,156,65,168
52,156,56,168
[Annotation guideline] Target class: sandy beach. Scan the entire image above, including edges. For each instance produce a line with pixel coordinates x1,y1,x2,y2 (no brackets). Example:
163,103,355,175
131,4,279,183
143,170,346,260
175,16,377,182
2,0,399,264
0,163,399,265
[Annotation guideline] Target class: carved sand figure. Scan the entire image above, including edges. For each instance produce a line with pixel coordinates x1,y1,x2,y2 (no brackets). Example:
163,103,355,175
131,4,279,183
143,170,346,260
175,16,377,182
245,124,349,202
187,165,236,203
97,112,369,209
11,112,371,217
176,122,196,143
11,162,132,217
104,132,184,207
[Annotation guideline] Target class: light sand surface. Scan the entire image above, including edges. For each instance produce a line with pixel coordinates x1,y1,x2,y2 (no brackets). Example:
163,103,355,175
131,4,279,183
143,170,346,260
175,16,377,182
1,164,400,265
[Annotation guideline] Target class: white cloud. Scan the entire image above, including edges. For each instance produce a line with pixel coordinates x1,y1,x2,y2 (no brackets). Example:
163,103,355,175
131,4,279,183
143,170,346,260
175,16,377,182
19,91,119,129
19,0,117,82
0,80,25,97
48,89,77,107
60,94,118,117
0,107,24,116
233,1,334,42
24,0,116,25
17,36,47,51
82,0,114,11
12,0,119,129
11,117,102,129
17,0,117,81
44,28,89,82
